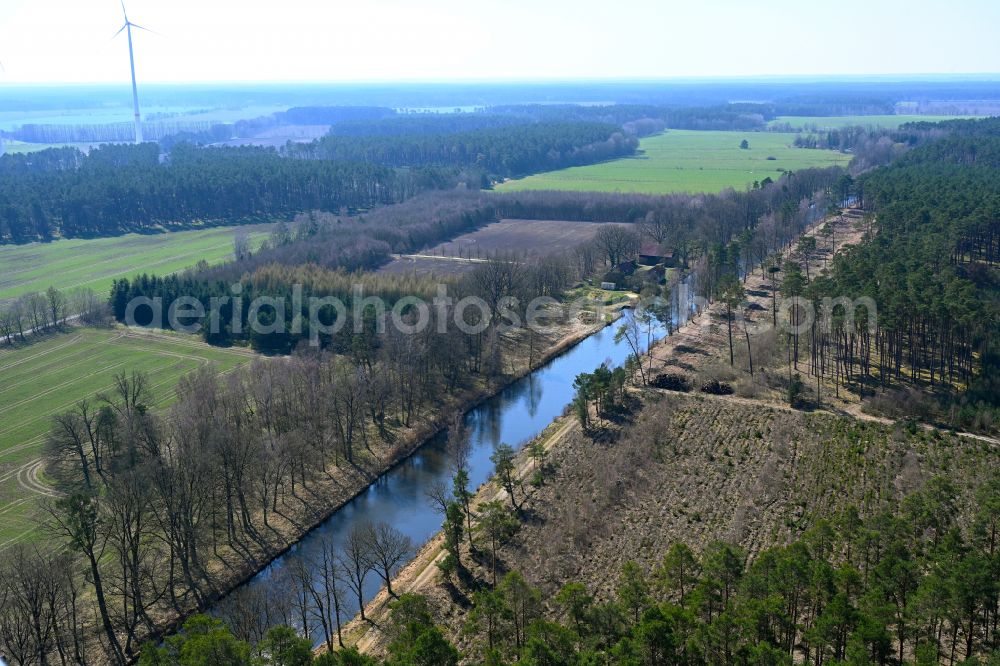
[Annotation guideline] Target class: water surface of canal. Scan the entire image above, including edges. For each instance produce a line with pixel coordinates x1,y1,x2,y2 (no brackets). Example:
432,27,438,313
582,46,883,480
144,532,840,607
215,287,696,634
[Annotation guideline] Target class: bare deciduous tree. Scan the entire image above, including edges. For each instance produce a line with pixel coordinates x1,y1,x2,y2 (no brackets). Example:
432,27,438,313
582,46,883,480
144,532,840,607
425,480,452,517
639,210,670,244
45,286,66,329
233,230,252,261
340,524,374,622
311,541,346,650
362,522,412,599
593,225,640,267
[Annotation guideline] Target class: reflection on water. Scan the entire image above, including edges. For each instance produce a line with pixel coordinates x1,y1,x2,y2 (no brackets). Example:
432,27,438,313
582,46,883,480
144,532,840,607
214,285,696,638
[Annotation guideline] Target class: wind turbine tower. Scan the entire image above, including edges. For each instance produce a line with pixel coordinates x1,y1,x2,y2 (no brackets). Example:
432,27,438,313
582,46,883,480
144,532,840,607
113,2,151,144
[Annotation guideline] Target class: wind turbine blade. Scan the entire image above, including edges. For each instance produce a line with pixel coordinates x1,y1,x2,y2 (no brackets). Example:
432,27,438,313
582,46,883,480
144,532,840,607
111,23,128,40
120,0,128,21
129,23,163,36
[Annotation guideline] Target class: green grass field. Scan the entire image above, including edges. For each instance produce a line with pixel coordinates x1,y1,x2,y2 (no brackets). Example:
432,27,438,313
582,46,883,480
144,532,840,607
767,114,979,130
0,326,257,548
0,223,273,305
494,130,852,195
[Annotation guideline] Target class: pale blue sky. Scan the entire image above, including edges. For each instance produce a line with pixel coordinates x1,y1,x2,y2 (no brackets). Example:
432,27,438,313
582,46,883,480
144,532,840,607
0,0,998,83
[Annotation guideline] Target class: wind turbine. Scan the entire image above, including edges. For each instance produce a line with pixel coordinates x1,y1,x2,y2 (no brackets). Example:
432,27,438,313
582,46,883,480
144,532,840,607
113,1,152,144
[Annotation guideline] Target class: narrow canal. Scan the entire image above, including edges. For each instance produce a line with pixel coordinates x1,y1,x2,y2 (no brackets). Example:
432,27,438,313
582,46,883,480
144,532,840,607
214,280,697,636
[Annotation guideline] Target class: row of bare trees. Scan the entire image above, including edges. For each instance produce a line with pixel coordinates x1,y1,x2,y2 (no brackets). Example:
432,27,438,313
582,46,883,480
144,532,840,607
0,288,66,342
2,251,577,664
0,286,111,344
0,547,90,666
218,520,412,652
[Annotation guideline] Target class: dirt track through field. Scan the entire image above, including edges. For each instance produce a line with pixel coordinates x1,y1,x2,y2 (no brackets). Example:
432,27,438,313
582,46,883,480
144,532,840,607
0,359,130,418
0,354,217,448
0,525,43,550
0,225,269,305
55,241,238,293
0,498,29,517
0,436,46,462
392,253,492,264
16,459,61,498
0,345,103,397
0,330,245,455
0,327,261,552
120,328,259,357
1,240,232,294
0,334,85,372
